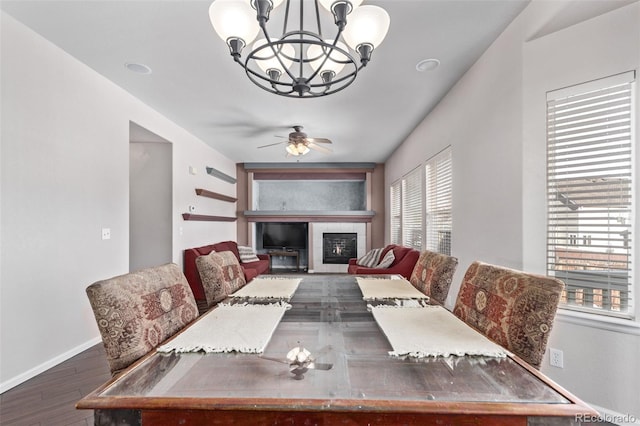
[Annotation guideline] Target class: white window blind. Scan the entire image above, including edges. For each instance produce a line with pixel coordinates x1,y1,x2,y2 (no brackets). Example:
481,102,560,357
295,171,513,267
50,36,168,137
546,71,635,316
426,147,453,255
390,180,402,245
402,167,424,250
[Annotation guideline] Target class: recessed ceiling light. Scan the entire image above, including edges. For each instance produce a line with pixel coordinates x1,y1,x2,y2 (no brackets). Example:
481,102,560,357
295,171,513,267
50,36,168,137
125,62,152,75
416,58,440,72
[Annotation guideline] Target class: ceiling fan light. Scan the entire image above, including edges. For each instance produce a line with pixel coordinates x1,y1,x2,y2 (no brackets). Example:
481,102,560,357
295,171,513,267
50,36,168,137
342,5,390,51
253,38,294,74
209,0,260,46
307,41,350,75
297,143,310,155
286,144,299,156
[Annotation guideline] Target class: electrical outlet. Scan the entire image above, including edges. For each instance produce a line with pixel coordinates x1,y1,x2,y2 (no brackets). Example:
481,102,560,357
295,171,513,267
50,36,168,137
101,228,111,240
549,348,564,368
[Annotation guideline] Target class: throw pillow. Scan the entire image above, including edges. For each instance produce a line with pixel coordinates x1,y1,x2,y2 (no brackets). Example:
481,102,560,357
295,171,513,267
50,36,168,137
356,247,384,267
196,251,246,306
375,249,395,268
238,245,260,263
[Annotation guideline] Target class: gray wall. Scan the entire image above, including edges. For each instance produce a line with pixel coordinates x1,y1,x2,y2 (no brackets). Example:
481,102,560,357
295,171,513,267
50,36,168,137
129,141,173,272
255,180,365,211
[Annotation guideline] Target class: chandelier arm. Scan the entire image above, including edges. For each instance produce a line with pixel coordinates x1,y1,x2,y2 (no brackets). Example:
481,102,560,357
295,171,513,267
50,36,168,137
245,67,295,96
282,0,291,34
257,26,296,85
314,0,323,38
305,62,361,88
297,0,304,80
307,29,346,86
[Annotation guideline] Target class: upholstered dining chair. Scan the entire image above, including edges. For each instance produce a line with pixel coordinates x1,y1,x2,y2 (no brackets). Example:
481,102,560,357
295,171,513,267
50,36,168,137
86,263,199,376
452,261,565,369
195,250,247,314
409,250,459,305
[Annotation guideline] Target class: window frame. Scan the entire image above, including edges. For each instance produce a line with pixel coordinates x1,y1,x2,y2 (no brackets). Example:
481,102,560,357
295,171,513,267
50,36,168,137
425,147,453,255
546,71,636,319
389,146,453,255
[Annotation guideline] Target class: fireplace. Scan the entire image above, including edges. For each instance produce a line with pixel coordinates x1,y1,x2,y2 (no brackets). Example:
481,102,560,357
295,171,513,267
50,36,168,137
323,233,357,264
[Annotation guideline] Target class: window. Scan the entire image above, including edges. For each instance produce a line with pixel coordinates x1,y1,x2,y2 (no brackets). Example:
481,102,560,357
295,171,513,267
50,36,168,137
390,180,402,245
402,167,424,250
389,149,453,253
546,71,635,317
425,147,453,255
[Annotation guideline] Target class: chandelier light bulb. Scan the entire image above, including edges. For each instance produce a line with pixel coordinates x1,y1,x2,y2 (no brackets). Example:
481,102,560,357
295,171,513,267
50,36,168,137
307,41,350,75
342,5,390,50
209,0,259,46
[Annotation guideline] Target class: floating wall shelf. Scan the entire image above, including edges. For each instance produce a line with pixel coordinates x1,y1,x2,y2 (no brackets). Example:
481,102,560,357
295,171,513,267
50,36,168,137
243,210,375,223
195,188,237,203
206,167,236,184
182,214,237,222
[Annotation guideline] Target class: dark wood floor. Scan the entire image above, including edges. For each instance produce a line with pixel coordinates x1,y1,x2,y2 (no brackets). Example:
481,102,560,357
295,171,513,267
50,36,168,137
0,344,111,426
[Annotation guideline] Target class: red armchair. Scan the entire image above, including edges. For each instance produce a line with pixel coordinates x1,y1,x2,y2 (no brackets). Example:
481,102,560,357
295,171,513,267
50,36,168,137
348,244,420,280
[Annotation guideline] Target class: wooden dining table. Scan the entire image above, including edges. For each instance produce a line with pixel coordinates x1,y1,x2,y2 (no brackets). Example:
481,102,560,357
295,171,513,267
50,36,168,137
77,274,596,425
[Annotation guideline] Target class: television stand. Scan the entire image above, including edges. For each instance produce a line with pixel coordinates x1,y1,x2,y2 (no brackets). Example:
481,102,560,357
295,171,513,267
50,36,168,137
268,250,300,273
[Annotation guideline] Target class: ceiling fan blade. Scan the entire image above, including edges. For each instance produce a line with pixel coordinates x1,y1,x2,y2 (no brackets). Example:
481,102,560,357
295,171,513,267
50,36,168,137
308,142,332,154
258,356,289,365
309,362,333,370
257,141,286,149
306,137,332,144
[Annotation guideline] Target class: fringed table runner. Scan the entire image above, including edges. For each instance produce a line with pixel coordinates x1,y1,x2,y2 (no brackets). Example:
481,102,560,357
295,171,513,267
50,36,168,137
230,276,302,300
369,305,508,359
356,277,428,301
157,302,290,354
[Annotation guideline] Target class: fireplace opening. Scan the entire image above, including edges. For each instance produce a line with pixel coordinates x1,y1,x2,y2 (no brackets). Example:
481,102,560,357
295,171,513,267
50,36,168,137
323,233,357,264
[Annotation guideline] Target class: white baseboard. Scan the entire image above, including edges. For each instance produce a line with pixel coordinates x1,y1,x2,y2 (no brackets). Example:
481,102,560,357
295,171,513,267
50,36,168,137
587,403,640,425
0,336,102,394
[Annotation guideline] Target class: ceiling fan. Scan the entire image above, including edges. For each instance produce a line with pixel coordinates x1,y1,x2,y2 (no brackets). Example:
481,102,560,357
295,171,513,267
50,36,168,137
258,125,333,156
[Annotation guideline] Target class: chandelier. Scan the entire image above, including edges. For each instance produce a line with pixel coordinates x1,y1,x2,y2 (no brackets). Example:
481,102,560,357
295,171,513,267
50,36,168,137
208,0,390,98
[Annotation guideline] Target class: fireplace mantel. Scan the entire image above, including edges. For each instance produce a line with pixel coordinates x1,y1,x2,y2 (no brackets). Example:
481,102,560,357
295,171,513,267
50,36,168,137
243,210,375,223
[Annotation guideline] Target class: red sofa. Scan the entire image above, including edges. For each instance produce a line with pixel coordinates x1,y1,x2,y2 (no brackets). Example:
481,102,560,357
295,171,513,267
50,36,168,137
183,241,269,308
347,244,420,280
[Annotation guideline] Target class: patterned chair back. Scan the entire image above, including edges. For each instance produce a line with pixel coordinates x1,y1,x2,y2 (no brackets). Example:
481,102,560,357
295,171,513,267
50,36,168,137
453,261,564,369
86,263,199,376
409,250,458,304
195,250,247,314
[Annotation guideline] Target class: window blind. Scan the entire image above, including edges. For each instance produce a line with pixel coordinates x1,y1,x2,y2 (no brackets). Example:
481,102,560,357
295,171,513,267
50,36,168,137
426,147,453,255
390,180,402,245
546,71,635,316
402,167,424,250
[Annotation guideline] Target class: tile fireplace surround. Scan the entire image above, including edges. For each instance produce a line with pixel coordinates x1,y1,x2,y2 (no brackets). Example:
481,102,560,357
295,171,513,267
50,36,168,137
311,223,366,273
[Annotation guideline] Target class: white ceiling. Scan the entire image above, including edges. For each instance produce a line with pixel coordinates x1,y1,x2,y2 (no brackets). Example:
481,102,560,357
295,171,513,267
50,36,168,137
2,0,535,163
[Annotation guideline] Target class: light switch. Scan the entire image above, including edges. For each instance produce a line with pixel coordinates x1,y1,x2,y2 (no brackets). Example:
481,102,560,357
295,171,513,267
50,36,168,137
101,228,111,240
189,166,198,175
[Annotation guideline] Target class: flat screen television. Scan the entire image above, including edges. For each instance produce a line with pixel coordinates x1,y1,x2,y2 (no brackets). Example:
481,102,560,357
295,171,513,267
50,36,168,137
262,222,308,250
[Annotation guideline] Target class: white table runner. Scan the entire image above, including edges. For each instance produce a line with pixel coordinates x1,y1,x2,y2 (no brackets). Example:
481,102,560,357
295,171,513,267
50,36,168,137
231,277,301,300
157,302,289,354
356,277,428,300
370,305,508,359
